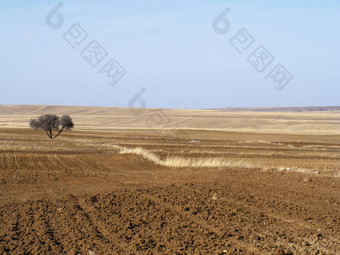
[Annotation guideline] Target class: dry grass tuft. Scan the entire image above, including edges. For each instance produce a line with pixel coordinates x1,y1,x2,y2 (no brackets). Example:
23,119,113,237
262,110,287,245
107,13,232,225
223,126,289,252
120,147,254,169
119,146,340,177
119,147,160,162
161,156,226,168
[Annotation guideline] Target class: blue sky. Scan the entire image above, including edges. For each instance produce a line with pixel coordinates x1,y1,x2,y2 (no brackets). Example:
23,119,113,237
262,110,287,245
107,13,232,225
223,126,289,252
1,0,339,109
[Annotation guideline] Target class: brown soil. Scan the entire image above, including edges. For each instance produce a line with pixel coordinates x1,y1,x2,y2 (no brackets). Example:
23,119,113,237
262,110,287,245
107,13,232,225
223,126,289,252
0,128,339,254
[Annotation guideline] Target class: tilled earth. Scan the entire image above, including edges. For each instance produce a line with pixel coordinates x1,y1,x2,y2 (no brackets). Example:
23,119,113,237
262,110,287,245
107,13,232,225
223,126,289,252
0,128,339,254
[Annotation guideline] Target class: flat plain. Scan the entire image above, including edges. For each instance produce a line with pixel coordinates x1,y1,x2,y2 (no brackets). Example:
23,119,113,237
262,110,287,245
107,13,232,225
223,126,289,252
0,105,339,254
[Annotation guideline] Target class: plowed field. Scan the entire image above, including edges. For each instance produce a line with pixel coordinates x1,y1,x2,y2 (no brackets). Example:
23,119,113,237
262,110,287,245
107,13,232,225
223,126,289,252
0,127,339,254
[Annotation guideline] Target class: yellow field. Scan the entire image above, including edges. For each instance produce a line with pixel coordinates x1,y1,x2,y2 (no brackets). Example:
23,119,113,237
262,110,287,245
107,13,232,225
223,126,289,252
1,105,340,134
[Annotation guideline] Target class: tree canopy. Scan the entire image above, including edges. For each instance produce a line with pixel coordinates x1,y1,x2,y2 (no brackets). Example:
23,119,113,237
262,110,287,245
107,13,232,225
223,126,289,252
29,114,74,139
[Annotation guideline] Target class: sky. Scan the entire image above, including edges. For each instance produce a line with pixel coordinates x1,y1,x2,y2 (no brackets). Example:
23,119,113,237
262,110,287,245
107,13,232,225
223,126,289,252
0,0,339,109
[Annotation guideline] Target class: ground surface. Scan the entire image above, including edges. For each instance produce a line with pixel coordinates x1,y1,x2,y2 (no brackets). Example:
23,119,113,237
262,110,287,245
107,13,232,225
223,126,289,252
0,106,339,254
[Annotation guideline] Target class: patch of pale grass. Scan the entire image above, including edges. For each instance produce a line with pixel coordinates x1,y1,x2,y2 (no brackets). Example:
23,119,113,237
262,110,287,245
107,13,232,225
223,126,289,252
161,156,226,168
119,147,160,162
119,146,340,177
120,147,255,168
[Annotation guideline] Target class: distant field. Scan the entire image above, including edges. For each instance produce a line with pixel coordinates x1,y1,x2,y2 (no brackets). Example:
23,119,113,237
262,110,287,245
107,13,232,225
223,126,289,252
214,106,340,112
1,105,340,134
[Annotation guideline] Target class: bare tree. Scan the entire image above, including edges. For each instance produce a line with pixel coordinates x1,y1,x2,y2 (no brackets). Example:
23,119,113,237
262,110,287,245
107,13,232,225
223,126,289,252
53,115,74,139
29,114,74,139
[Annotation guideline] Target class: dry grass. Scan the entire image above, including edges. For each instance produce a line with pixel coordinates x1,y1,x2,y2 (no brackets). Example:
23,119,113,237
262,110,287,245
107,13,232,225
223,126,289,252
121,147,277,170
120,147,235,168
119,147,160,162
119,146,339,177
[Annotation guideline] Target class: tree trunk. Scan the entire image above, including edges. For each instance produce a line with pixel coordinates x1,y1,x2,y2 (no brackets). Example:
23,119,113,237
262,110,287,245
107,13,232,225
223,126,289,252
45,129,51,139
49,128,53,139
53,126,65,139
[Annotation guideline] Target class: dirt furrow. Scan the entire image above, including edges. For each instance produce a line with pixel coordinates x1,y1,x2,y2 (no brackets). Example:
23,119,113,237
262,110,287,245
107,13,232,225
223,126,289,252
77,196,130,253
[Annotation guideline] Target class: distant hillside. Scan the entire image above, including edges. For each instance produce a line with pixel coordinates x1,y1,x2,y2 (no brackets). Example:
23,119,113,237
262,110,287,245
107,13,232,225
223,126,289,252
213,106,340,112
0,105,339,135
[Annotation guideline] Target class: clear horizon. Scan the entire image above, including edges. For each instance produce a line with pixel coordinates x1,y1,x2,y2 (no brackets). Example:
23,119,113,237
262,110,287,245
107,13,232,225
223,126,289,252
1,1,339,109
0,104,339,111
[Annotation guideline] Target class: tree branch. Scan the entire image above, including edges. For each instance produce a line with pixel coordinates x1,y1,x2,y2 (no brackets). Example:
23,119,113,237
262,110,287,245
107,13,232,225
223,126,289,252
53,126,65,140
45,129,50,139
